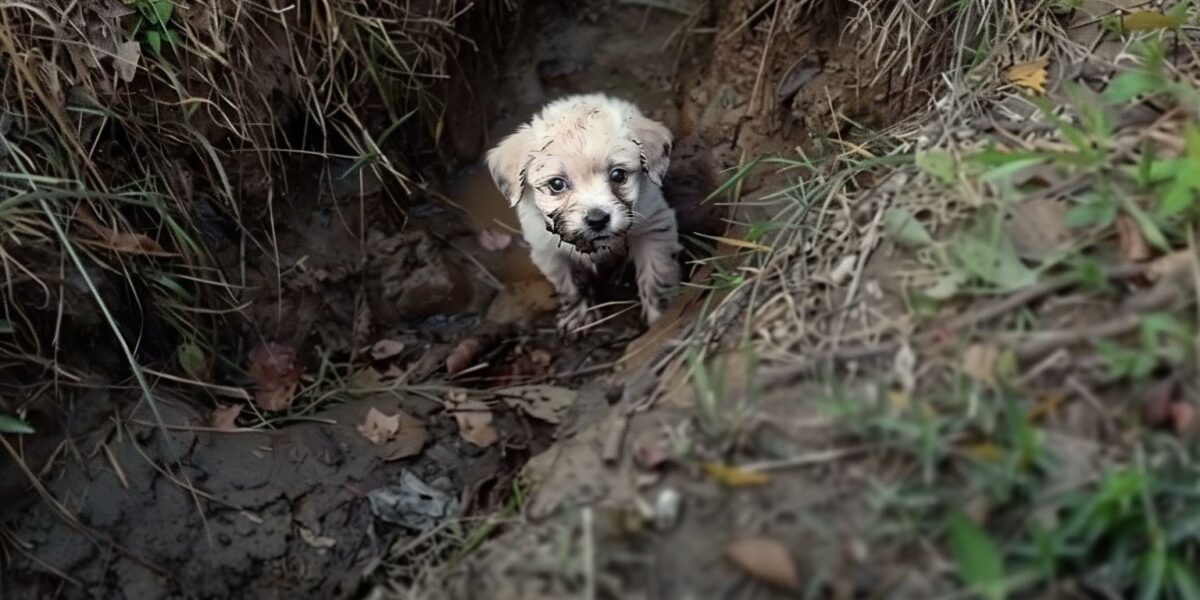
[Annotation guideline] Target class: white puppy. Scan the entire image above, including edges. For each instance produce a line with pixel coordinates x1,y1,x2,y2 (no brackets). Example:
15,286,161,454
486,94,682,338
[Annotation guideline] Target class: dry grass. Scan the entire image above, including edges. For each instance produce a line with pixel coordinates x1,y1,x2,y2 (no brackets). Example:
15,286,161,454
0,0,502,425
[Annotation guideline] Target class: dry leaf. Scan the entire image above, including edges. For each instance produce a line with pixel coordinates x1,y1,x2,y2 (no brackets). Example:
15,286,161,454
446,338,483,375
75,202,171,256
486,280,557,324
1026,393,1068,423
210,404,242,431
357,407,402,445
1148,250,1193,281
724,537,802,592
114,41,140,83
370,339,406,361
962,344,1001,387
478,228,513,252
247,343,302,412
1123,11,1181,31
1116,214,1151,262
297,525,337,549
1007,58,1048,94
497,385,576,425
703,463,771,487
1006,198,1070,258
447,392,499,447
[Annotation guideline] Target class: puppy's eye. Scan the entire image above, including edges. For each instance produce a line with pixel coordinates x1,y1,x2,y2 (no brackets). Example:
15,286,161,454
609,168,628,184
547,178,567,194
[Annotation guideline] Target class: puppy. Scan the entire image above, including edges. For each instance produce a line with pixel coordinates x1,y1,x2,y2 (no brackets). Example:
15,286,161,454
486,94,682,338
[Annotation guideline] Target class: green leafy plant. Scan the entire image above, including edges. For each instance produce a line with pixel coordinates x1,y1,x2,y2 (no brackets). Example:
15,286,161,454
124,0,180,55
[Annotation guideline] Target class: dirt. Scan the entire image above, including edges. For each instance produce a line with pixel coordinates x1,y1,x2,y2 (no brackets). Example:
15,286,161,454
1,1,914,598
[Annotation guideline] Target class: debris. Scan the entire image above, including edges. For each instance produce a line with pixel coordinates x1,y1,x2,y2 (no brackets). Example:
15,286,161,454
829,254,858,285
1170,402,1197,436
114,41,141,83
297,525,337,549
1142,379,1176,428
653,488,683,531
1005,198,1070,258
370,339,406,361
962,344,1003,387
497,385,576,425
447,391,499,447
1007,58,1048,94
724,537,802,592
210,404,242,431
703,463,771,487
446,338,483,375
356,407,401,445
1116,214,1151,262
1123,10,1183,32
478,228,513,251
486,280,557,324
247,342,303,412
367,470,456,531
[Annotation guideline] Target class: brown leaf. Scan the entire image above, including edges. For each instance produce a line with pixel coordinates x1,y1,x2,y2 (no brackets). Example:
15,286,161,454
357,407,402,445
115,41,140,83
447,391,498,447
703,463,771,487
724,537,802,592
1117,214,1151,262
477,228,513,252
485,280,557,325
446,338,483,376
1007,57,1048,94
1123,11,1182,32
247,343,302,412
497,385,576,425
210,404,243,431
1005,198,1070,258
75,203,172,256
370,339,406,362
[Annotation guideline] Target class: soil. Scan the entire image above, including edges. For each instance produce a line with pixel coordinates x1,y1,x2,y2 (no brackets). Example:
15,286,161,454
1,1,914,598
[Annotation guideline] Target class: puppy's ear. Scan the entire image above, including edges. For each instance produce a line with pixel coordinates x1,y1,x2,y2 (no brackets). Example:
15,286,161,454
629,115,673,187
486,125,535,207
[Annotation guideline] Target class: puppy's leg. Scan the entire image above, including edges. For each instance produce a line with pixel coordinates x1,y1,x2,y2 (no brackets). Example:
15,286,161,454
630,207,682,325
530,248,595,338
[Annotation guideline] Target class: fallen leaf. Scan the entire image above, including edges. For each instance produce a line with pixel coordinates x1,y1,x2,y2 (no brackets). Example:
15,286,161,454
446,338,483,376
962,344,1001,387
447,391,498,447
1005,198,1070,258
210,404,242,431
357,407,402,445
75,202,173,256
114,41,140,83
1007,58,1048,94
297,525,337,549
477,228,513,252
1123,10,1182,32
724,537,802,592
370,339,406,361
497,385,577,424
703,463,771,487
884,207,935,248
486,281,557,324
1116,214,1151,262
247,342,302,412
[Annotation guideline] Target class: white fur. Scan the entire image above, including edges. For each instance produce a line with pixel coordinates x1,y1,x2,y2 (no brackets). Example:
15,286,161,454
486,94,682,338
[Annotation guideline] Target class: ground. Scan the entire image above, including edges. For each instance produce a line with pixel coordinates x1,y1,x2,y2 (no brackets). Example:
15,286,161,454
3,0,1200,599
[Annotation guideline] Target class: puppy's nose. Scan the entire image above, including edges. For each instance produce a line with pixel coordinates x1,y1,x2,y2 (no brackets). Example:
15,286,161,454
584,208,611,232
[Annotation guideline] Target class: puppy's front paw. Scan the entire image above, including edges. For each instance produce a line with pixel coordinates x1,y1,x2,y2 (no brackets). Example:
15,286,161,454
556,298,595,340
642,296,667,326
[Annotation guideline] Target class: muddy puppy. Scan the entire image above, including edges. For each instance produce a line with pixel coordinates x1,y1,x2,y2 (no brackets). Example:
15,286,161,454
486,94,681,338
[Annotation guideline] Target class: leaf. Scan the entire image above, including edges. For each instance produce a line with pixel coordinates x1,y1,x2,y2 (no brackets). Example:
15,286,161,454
884,207,935,248
1123,201,1170,251
703,463,771,487
1117,214,1152,262
247,342,302,412
954,229,1038,291
1169,557,1200,600
1123,11,1183,32
948,513,1007,600
446,338,482,376
0,414,34,434
145,30,162,56
357,407,402,446
724,537,801,592
115,41,140,83
150,0,173,24
1105,71,1162,104
1007,58,1048,94
497,385,577,425
447,392,498,448
925,272,965,300
369,339,406,362
962,344,1002,387
1138,542,1168,600
210,404,242,431
916,151,958,185
477,228,513,252
178,341,206,379
1065,195,1117,229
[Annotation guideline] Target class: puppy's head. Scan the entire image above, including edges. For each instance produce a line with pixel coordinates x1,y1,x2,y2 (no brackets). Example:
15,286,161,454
486,94,672,254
